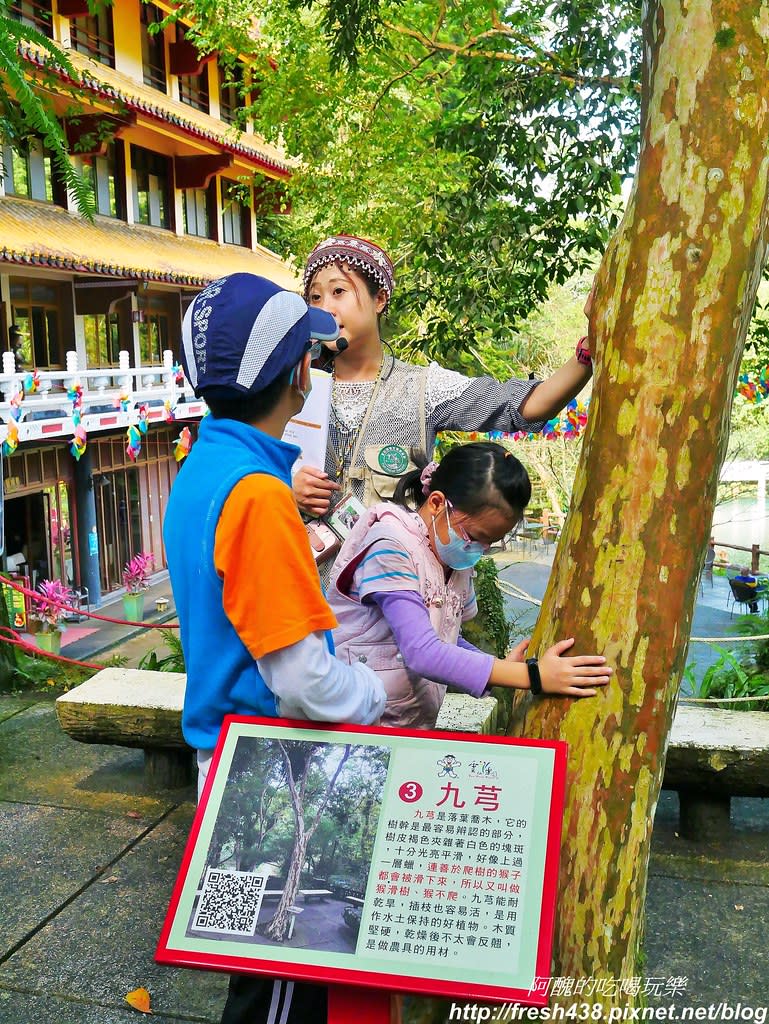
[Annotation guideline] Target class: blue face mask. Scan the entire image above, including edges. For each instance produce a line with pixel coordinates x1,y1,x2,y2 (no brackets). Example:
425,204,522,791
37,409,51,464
431,502,488,570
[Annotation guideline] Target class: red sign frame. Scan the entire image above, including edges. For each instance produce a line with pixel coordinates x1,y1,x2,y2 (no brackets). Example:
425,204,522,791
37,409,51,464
156,716,568,1008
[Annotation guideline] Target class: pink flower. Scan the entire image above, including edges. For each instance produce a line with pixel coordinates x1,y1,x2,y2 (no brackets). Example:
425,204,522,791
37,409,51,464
33,579,76,629
123,552,155,594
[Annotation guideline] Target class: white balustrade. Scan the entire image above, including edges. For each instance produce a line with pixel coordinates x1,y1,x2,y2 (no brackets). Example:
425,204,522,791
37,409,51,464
0,349,202,443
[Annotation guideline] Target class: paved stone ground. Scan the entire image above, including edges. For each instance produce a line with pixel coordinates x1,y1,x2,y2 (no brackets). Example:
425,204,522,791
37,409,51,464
1,566,767,1022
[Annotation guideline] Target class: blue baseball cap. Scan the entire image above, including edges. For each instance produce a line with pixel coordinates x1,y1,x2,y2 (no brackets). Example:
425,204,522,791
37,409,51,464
181,273,338,398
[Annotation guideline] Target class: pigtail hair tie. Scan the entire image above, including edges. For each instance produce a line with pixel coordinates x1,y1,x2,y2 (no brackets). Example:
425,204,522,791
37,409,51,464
420,460,439,495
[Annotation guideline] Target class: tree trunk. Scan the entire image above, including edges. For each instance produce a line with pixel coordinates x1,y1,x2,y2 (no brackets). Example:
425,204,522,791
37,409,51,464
406,2,769,1021
0,584,18,690
263,743,353,940
508,0,769,1008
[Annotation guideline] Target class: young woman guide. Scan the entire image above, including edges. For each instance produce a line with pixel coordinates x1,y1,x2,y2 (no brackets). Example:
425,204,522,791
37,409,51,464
294,234,594,522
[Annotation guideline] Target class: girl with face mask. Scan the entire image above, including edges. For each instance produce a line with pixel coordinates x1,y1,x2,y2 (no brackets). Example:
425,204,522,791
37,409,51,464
327,441,611,729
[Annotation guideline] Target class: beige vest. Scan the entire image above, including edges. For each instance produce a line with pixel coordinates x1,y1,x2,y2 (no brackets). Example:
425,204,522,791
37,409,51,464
329,503,473,729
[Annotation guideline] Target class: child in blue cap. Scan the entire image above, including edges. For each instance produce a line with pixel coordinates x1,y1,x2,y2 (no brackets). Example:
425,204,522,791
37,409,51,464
164,273,386,1024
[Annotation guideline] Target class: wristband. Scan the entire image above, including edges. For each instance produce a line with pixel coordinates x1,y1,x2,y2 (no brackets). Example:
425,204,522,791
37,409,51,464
575,335,592,366
526,656,543,695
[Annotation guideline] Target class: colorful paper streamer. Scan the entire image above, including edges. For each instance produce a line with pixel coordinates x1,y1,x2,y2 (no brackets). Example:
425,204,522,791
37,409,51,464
70,423,87,461
174,426,192,462
2,421,19,456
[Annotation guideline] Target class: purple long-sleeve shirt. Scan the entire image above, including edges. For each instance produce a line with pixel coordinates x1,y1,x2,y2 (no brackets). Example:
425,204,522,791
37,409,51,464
369,590,495,697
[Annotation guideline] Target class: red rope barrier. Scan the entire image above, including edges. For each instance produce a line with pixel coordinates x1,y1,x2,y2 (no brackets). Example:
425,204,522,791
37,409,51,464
0,626,106,671
0,574,179,630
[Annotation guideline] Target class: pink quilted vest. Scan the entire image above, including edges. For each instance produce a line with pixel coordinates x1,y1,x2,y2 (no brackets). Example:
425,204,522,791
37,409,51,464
329,503,473,729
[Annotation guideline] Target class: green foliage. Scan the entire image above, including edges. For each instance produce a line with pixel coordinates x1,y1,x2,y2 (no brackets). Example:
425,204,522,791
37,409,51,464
203,738,389,881
177,0,640,369
461,556,511,659
137,629,186,673
730,611,769,674
0,6,95,218
685,642,769,713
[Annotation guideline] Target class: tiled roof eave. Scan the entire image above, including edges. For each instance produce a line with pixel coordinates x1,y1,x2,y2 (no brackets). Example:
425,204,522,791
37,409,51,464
19,44,292,179
0,245,208,286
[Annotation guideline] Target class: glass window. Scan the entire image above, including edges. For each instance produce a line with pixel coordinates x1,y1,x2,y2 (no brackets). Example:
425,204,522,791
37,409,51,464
2,142,56,203
8,0,53,38
218,63,244,125
141,3,167,91
177,29,210,115
221,181,249,247
131,145,170,229
11,279,64,369
84,312,121,368
70,6,115,66
139,310,169,365
89,143,123,219
182,188,210,238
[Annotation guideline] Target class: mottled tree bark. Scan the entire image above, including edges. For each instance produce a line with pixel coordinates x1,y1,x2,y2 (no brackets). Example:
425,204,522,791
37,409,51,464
509,0,769,1007
405,2,769,1020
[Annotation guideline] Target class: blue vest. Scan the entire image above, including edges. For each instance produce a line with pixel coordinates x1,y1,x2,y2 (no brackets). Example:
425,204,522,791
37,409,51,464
164,416,300,750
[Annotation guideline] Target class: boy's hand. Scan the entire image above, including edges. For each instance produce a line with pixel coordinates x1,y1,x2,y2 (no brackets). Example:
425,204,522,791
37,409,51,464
539,637,612,698
293,466,341,517
506,639,530,663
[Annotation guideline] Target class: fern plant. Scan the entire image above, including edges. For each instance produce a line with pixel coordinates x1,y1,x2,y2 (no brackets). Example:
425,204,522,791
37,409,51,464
138,629,186,673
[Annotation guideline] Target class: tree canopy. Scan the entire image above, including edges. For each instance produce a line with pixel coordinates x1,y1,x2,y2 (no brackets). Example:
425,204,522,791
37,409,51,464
175,0,642,367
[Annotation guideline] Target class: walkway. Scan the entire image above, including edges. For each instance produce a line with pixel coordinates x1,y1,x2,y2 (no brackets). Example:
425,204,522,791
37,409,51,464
0,565,767,1020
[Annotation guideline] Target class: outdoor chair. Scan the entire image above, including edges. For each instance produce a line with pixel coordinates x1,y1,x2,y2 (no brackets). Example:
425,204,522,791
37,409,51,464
64,586,90,623
519,518,543,556
700,547,715,590
727,578,767,617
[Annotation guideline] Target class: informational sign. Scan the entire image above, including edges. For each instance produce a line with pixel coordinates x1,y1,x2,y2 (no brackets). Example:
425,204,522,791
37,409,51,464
282,369,332,472
2,579,27,630
156,718,566,1007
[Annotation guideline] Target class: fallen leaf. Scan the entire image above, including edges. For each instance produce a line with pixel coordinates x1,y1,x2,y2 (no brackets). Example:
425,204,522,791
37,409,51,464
100,875,119,884
734,904,744,911
127,811,142,820
125,986,152,1013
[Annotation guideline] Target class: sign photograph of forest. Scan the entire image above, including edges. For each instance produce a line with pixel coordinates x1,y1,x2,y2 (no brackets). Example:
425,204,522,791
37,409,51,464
188,732,389,954
157,719,567,1004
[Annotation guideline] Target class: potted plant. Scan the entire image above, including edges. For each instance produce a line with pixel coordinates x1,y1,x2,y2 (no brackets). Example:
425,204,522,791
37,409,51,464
32,579,75,655
122,551,154,622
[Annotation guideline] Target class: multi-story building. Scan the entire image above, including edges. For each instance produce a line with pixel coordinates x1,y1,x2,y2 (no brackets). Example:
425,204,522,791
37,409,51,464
0,0,296,606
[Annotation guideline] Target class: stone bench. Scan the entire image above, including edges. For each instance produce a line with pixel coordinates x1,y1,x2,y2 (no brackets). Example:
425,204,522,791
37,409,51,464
55,668,193,787
298,889,333,902
663,704,769,840
54,669,499,788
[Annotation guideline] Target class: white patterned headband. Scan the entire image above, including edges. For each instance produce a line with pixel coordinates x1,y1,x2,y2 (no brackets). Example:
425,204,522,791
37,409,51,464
303,235,395,304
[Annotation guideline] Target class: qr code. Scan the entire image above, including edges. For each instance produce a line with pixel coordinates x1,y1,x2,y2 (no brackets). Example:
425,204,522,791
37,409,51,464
192,868,267,935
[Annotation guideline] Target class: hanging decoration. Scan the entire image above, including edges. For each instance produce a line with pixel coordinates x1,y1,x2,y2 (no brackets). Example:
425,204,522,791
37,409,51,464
172,363,184,386
174,426,192,462
164,398,176,422
2,421,19,456
9,389,24,422
68,381,84,425
115,387,131,413
70,423,87,461
737,366,769,404
484,398,590,443
126,423,143,462
23,370,40,394
125,404,149,462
